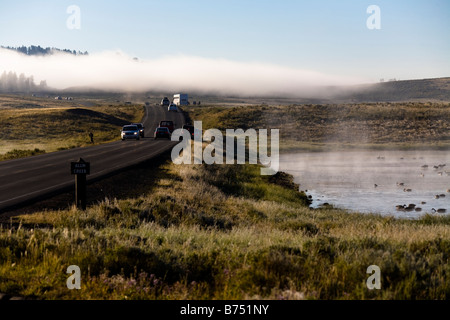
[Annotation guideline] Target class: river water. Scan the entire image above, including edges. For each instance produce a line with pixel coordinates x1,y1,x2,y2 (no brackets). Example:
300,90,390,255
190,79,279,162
279,150,450,218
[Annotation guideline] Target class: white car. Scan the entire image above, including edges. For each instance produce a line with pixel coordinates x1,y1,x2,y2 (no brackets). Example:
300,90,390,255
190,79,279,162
121,125,140,140
168,103,178,112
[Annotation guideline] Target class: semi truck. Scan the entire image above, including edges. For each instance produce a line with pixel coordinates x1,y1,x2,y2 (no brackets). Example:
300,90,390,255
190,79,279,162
173,94,189,106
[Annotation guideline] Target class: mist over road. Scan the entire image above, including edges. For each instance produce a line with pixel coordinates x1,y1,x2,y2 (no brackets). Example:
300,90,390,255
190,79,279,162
0,104,185,213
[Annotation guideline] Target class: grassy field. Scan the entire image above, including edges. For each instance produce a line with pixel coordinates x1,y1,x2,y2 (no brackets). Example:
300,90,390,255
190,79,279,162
1,144,450,300
185,102,450,151
0,94,144,159
1,97,450,300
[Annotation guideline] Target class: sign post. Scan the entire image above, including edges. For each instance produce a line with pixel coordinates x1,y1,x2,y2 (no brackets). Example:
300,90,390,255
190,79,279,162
71,158,90,210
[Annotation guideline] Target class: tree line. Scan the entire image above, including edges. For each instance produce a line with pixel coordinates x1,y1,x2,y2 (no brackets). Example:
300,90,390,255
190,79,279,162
1,45,88,56
0,71,48,93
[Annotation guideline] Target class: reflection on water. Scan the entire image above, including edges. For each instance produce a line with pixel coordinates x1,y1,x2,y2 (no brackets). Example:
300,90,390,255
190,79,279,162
279,150,450,218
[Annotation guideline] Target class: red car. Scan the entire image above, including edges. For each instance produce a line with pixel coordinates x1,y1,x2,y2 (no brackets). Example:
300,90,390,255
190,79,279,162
159,120,174,133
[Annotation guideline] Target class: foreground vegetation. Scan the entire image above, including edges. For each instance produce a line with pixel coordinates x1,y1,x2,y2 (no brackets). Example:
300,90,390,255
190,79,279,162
1,97,449,299
185,102,450,151
1,150,450,299
0,94,143,159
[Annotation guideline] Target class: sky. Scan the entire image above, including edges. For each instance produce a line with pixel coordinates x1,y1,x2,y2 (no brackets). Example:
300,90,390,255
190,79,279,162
0,0,449,93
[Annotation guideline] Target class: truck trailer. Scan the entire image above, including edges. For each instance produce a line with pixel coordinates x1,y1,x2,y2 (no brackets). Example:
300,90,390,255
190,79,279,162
173,94,189,106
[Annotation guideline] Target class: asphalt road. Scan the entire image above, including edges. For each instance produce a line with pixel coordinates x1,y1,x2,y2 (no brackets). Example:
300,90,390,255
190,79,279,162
0,104,185,213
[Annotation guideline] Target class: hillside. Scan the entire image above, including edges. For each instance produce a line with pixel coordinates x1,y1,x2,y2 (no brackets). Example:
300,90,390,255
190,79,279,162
0,95,143,157
340,77,450,103
177,77,450,105
186,101,450,151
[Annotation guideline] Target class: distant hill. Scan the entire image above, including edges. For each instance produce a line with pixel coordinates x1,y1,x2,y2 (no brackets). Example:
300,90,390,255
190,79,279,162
332,77,450,103
0,45,88,56
148,77,450,104
149,77,450,105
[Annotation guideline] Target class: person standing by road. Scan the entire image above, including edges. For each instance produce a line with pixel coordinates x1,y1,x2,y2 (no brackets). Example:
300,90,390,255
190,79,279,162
89,132,94,144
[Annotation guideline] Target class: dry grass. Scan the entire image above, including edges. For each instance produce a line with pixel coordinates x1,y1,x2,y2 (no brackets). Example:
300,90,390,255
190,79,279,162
0,94,144,158
185,102,450,151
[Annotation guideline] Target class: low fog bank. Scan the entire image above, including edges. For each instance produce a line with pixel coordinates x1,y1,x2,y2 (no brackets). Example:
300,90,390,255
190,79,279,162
0,48,370,98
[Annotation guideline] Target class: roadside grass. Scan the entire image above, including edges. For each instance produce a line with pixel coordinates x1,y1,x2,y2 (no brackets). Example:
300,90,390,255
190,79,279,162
184,102,450,151
0,103,144,160
0,148,46,161
1,151,450,300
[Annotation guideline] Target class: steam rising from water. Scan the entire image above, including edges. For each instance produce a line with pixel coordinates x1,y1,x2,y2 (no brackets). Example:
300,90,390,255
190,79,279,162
280,150,450,218
0,48,368,96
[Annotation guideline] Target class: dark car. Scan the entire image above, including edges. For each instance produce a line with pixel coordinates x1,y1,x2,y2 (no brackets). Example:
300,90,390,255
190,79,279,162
160,97,170,107
154,126,171,139
182,124,195,139
168,103,178,112
159,120,175,133
131,123,145,138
